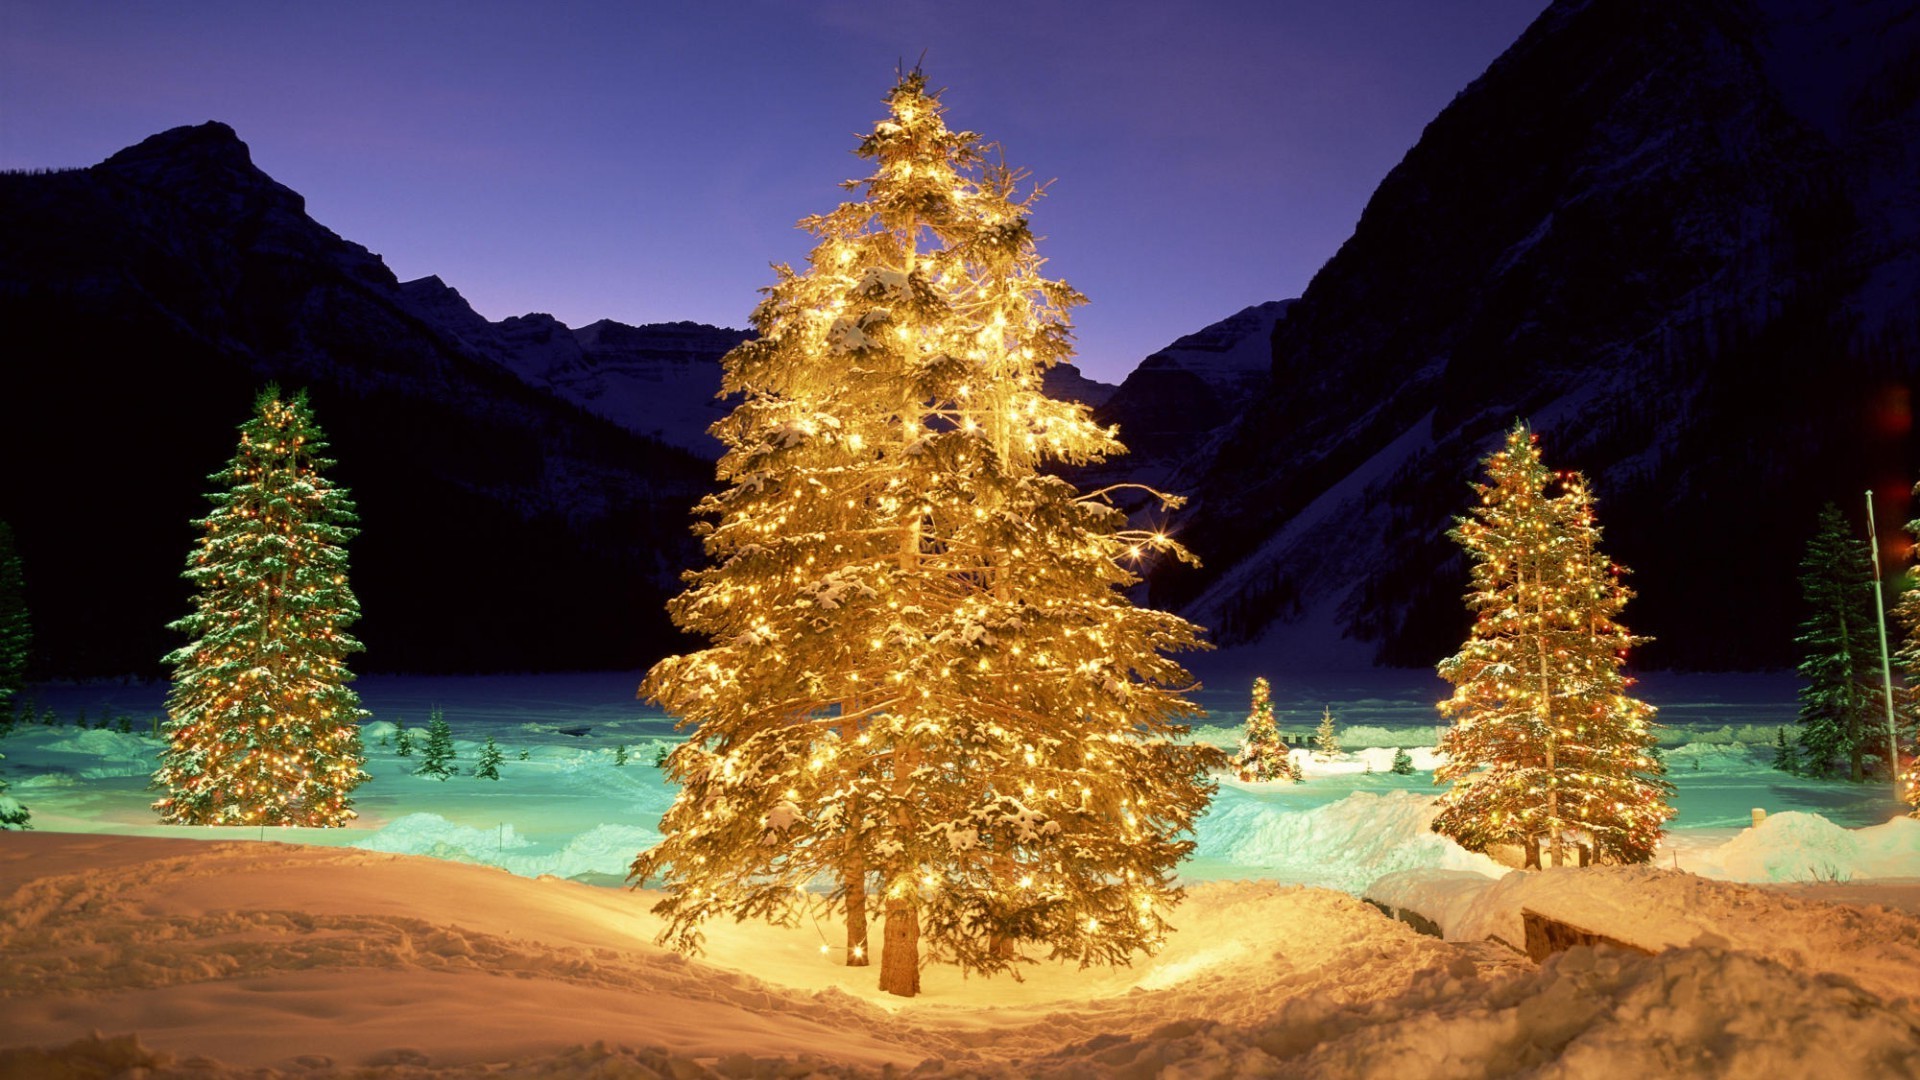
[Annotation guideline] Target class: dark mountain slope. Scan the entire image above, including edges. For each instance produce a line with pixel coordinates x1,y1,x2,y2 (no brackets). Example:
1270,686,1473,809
0,124,713,676
1166,0,1920,669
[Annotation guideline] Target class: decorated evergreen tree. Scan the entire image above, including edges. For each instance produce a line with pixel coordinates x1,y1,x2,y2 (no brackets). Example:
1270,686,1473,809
631,70,1222,998
474,735,504,781
1233,677,1289,781
1796,504,1881,781
153,388,368,827
1313,707,1342,760
0,751,28,830
1390,747,1415,775
1432,425,1673,867
415,708,455,780
0,520,30,714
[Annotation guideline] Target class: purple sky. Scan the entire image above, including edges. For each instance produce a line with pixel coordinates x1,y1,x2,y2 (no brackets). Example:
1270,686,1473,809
2,0,1545,384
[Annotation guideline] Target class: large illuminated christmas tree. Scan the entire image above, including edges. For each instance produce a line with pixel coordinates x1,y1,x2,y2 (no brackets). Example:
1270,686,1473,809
153,388,369,827
631,70,1222,998
1432,424,1673,867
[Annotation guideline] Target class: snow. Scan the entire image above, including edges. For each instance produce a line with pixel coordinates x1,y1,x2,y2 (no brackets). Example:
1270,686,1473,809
3,670,1918,1074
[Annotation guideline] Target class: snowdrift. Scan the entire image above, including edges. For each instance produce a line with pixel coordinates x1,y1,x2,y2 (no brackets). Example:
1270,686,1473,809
5,833,1919,1078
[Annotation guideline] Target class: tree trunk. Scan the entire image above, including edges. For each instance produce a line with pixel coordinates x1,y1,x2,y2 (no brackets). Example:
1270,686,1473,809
844,862,870,966
879,895,920,997
1536,564,1564,868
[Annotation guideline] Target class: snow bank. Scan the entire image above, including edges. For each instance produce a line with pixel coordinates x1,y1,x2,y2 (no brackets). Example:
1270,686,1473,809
1197,790,1502,891
4,834,1918,1078
1708,811,1920,883
351,812,660,880
37,728,156,778
1373,864,1920,1006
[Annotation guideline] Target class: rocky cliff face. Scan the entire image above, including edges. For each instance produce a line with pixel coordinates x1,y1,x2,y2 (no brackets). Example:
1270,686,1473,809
1163,0,1920,669
0,123,716,675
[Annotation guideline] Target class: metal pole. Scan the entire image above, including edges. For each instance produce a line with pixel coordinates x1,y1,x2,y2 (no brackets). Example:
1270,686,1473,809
1865,491,1902,798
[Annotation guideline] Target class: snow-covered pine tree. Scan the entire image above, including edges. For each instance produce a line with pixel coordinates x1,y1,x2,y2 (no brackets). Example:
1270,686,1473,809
1313,707,1341,760
1796,504,1882,782
0,751,28,830
1770,727,1801,774
1233,677,1289,781
632,70,1223,998
152,388,368,827
474,735,504,780
1391,747,1415,775
415,708,455,780
613,743,630,766
1433,424,1673,868
0,520,29,715
1287,754,1304,783
394,722,413,757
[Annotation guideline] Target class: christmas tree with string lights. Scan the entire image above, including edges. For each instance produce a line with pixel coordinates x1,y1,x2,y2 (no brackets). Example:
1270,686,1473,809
1432,424,1673,867
630,69,1223,998
1233,677,1289,781
1313,707,1341,760
1796,504,1882,782
153,388,368,827
1888,489,1920,816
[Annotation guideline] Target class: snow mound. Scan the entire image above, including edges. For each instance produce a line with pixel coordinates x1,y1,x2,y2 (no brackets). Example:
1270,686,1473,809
1711,811,1920,883
351,812,659,881
1197,790,1501,891
4,834,1918,1078
1376,864,1920,1006
39,729,156,778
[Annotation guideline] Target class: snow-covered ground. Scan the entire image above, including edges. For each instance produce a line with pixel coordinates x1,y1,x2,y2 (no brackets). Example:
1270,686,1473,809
3,670,1917,1075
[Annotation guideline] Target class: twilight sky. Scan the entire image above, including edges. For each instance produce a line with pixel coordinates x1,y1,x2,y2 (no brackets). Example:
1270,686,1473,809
1,0,1546,384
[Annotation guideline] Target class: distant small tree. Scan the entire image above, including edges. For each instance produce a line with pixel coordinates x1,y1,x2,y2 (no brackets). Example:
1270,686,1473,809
1287,754,1304,783
1770,727,1801,775
613,743,630,767
1233,677,1290,781
394,723,414,757
1390,747,1415,775
474,736,504,781
415,709,455,780
517,747,530,762
0,521,31,714
0,751,29,830
1313,707,1342,760
1796,504,1881,781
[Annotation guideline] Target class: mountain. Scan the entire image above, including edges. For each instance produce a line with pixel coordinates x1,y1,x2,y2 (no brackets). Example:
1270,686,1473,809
1087,300,1292,492
1157,0,1920,670
0,122,722,676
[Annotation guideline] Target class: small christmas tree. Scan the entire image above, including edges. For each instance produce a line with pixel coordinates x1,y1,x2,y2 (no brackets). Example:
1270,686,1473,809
613,743,630,767
394,722,413,757
1432,424,1673,867
1234,677,1290,781
1287,754,1304,783
152,388,369,827
0,520,30,713
1390,747,1415,775
1313,707,1342,760
0,751,29,830
1770,727,1801,774
474,736,504,780
415,709,455,780
1796,504,1881,781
